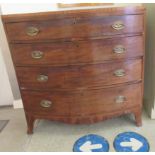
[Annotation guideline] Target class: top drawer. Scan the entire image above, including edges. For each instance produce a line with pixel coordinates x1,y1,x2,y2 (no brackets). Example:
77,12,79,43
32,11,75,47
5,15,144,42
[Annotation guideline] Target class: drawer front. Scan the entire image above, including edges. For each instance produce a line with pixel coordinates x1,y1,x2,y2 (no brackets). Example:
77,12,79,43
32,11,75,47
16,59,142,90
21,83,142,116
21,90,71,116
6,15,143,42
11,36,143,66
70,83,142,116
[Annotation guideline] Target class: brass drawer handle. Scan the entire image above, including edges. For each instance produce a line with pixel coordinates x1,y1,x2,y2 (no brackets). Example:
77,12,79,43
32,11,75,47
26,26,39,36
37,75,48,82
112,21,125,30
31,51,43,59
114,69,126,77
40,100,52,108
115,96,126,104
113,45,126,54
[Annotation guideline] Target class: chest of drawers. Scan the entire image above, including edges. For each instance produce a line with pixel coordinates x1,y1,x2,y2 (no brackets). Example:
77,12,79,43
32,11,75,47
2,6,145,134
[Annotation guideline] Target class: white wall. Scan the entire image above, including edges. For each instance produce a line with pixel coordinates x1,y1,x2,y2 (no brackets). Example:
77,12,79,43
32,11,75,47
0,3,58,14
0,11,21,101
0,3,142,14
0,47,13,106
144,4,155,118
0,7,14,106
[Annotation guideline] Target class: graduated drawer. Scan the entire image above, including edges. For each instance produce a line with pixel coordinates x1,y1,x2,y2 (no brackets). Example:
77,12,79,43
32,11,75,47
6,15,143,42
11,36,143,66
17,59,142,90
21,83,142,116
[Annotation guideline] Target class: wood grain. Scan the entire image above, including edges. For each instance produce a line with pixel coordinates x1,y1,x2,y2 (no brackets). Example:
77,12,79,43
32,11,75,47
70,83,142,116
11,36,144,66
16,59,142,90
22,82,142,121
2,6,145,23
5,15,143,42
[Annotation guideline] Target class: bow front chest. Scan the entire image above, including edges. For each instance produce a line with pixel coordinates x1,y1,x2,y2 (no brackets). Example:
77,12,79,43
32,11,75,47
2,6,145,134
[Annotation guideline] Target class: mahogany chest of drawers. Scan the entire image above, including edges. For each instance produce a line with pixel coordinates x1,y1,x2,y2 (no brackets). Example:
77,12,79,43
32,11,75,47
2,6,145,134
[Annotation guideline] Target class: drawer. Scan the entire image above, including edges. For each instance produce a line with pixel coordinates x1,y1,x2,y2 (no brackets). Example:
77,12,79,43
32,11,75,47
70,83,142,116
22,90,71,116
11,36,143,66
21,83,142,117
16,59,142,90
6,15,143,42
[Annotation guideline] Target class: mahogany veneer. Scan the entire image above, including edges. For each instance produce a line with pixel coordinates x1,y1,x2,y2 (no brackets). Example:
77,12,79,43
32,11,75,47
2,6,145,134
11,36,143,66
16,59,142,90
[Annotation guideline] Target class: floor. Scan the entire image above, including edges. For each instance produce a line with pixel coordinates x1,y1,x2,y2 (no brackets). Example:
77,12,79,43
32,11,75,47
0,120,9,132
0,107,154,152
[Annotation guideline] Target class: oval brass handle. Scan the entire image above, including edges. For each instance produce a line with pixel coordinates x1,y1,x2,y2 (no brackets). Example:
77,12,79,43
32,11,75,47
115,96,126,104
113,45,126,54
112,21,125,30
114,69,125,77
40,100,52,108
26,26,39,36
31,51,44,59
37,75,48,82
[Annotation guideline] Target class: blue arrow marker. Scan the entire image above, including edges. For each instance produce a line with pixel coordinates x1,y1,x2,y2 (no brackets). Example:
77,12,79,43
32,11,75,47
79,141,102,152
73,134,109,152
113,132,150,152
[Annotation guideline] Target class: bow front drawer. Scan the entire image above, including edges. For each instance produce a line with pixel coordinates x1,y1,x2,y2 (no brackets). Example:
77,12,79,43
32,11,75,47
11,36,143,66
16,59,142,90
6,15,143,42
21,83,142,119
